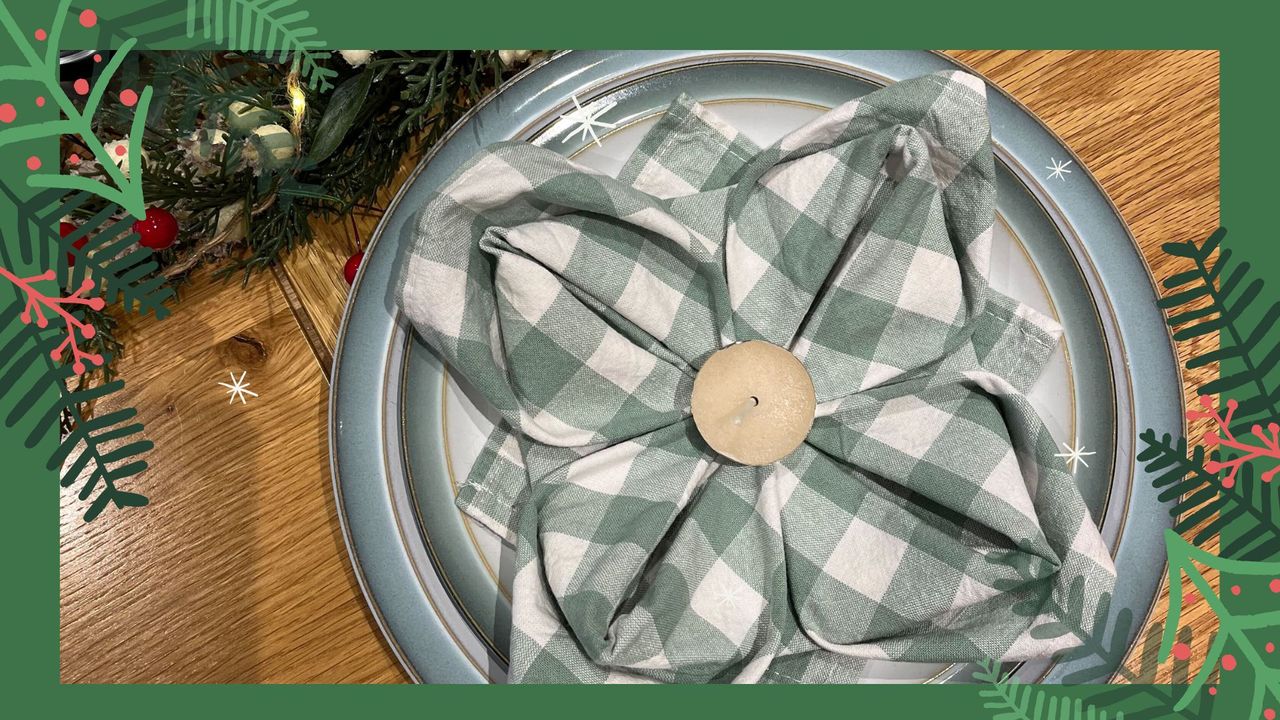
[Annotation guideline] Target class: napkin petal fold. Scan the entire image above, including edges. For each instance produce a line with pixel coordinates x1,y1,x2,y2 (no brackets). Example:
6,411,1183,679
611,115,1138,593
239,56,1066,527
488,237,692,445
724,72,997,397
797,367,1114,662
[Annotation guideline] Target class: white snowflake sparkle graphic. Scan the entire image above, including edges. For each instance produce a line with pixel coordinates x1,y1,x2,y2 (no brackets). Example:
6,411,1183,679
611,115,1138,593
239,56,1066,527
1045,157,1074,181
1054,440,1095,472
558,93,617,148
218,370,259,405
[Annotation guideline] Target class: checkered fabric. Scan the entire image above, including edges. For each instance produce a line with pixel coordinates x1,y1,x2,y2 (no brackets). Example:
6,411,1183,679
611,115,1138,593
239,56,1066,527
397,71,1116,684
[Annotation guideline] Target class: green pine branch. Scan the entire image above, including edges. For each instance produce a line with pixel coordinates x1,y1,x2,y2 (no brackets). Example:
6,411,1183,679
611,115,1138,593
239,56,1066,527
1140,430,1279,560
185,0,338,91
77,45,504,286
975,659,1125,720
0,0,153,218
1161,531,1280,717
1161,228,1280,434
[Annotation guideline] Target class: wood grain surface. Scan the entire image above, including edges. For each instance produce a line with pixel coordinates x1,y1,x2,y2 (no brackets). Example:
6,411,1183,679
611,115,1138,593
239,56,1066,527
59,50,1220,684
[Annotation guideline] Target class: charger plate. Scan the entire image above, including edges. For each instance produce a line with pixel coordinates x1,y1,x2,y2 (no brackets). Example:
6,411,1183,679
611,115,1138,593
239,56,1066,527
329,51,1181,684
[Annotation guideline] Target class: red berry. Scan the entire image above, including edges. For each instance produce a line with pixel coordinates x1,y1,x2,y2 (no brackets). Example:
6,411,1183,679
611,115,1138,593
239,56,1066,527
132,207,179,250
343,250,364,285
62,221,87,266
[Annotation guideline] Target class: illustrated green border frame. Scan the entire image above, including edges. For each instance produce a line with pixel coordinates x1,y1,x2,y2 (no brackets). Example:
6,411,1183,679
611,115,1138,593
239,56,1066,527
4,1,1272,717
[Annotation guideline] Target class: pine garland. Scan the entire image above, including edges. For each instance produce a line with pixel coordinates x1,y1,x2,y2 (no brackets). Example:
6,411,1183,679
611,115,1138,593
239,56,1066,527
66,48,520,358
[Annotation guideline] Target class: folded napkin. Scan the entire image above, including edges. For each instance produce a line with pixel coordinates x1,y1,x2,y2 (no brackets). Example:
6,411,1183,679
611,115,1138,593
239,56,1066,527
397,71,1117,684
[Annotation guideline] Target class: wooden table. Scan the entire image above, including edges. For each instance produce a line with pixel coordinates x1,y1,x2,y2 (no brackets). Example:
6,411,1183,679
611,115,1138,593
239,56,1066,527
59,51,1220,684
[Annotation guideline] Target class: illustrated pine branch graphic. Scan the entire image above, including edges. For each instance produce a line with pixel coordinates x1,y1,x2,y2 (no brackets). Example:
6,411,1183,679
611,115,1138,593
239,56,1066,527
52,369,151,521
0,215,154,520
185,0,338,91
0,3,176,521
986,550,1134,685
1160,228,1280,434
0,184,173,319
0,205,152,521
973,626,1210,720
0,215,158,517
1026,581,1134,685
0,296,150,521
1141,228,1280,558
1160,530,1280,718
1086,622,1213,720
1141,429,1279,560
984,551,1208,720
974,659,1124,720
0,0,153,219
80,0,190,50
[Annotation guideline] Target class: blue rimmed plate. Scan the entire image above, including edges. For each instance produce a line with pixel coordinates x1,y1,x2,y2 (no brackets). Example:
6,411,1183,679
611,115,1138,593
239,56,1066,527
329,51,1180,684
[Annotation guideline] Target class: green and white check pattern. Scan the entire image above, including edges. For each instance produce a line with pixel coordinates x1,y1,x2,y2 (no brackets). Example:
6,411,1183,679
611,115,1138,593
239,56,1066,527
398,71,1116,684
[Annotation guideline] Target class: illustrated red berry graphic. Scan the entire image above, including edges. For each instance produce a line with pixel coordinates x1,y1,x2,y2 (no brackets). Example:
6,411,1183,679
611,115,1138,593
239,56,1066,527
343,250,364,285
132,207,179,250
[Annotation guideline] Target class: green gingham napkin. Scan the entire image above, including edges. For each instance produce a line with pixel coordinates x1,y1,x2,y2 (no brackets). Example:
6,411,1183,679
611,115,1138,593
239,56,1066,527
397,71,1117,684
